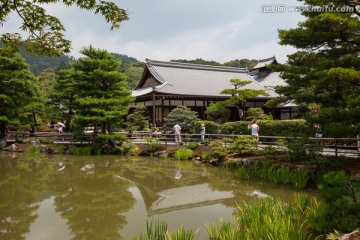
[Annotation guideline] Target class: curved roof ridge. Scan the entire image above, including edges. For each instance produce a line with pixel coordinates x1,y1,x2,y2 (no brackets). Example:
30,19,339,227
257,56,276,63
146,58,248,73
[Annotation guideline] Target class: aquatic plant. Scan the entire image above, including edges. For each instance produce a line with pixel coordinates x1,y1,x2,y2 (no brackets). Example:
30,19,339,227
26,145,41,154
187,142,198,150
135,220,168,240
165,225,198,240
70,146,92,155
174,147,193,160
235,162,309,188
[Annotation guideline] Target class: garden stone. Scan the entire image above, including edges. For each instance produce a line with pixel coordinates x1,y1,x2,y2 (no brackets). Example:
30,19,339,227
339,229,360,240
48,148,59,154
41,145,48,153
8,144,17,151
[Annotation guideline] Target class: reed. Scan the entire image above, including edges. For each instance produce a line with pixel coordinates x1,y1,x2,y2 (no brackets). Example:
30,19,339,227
165,225,198,240
26,145,41,154
290,170,309,188
174,147,193,160
135,220,168,240
70,146,92,155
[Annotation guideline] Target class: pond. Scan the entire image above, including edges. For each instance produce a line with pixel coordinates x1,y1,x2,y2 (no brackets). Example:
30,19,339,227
0,151,313,240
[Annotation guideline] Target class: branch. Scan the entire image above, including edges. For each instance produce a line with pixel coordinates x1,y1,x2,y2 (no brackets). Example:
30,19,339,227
12,0,41,39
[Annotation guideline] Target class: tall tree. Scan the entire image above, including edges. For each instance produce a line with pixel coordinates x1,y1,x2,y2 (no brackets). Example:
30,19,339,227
71,46,133,134
0,48,40,139
0,0,128,56
275,1,360,134
220,79,268,120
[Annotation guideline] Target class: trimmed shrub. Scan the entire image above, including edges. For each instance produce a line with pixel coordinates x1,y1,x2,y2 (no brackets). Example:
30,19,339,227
221,120,311,137
231,136,258,154
196,120,219,134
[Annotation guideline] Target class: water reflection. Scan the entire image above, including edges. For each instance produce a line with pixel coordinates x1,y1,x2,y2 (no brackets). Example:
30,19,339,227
0,152,312,240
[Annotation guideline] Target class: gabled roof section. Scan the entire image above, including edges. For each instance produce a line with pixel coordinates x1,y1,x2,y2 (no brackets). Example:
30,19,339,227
253,56,278,69
132,59,273,98
254,72,286,88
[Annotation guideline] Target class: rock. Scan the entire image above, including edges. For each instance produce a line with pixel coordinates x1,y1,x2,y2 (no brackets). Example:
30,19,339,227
153,150,168,158
0,139,6,149
41,145,48,153
249,190,269,199
32,139,40,146
8,144,17,151
47,148,59,154
339,229,360,240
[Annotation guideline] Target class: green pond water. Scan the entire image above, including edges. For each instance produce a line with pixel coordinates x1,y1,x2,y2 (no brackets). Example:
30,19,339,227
0,151,314,240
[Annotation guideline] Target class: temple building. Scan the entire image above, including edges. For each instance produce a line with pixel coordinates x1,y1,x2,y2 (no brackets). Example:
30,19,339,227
131,57,294,127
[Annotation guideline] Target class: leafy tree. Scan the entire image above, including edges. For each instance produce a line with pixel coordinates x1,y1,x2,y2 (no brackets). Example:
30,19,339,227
125,105,150,131
0,48,41,138
220,79,269,120
275,1,360,135
122,63,145,89
71,46,133,134
223,59,258,69
245,107,273,121
111,53,139,68
171,58,222,66
163,106,199,133
0,0,128,56
205,102,230,123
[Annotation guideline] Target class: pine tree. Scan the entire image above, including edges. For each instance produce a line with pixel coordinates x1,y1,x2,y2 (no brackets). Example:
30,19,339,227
0,48,40,138
71,46,134,134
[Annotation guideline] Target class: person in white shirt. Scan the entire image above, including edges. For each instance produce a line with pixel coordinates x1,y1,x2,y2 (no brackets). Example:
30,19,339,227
248,119,259,139
173,123,182,145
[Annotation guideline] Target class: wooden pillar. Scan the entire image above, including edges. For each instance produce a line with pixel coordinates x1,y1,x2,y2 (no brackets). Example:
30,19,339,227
152,87,156,129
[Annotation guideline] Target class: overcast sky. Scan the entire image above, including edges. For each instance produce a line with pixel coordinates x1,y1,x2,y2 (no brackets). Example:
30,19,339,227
3,0,305,63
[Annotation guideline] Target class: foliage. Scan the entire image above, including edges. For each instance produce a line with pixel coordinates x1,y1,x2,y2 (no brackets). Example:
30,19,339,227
306,171,360,233
236,162,309,189
93,134,127,152
0,48,42,138
70,146,92,155
285,138,322,162
230,136,258,154
187,142,198,150
0,0,128,56
111,53,139,68
71,46,134,133
135,220,197,240
126,105,149,131
245,107,273,121
220,79,269,120
201,140,229,162
145,137,161,154
26,146,41,154
163,106,199,133
121,63,144,89
233,198,311,240
275,0,360,137
171,58,222,66
174,147,193,160
195,120,219,134
223,58,258,68
205,102,230,123
221,120,311,136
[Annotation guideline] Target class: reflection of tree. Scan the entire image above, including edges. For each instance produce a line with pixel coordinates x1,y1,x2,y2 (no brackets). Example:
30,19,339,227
48,159,135,240
0,156,46,240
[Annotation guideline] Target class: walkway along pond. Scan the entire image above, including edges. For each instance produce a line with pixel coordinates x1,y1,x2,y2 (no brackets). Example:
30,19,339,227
0,152,314,240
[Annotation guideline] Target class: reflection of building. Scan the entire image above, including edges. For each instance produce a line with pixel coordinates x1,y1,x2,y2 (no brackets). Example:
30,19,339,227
131,58,294,126
149,183,234,214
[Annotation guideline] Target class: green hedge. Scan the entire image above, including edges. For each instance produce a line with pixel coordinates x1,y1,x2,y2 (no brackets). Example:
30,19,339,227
221,120,312,137
195,120,220,134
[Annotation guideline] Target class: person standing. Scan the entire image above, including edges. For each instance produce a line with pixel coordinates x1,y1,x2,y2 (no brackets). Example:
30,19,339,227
200,123,206,141
248,119,259,139
173,123,182,145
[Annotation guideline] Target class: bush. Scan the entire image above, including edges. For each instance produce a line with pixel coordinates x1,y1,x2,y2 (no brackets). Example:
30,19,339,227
221,120,311,136
174,147,193,160
285,137,322,162
187,142,198,150
231,136,258,154
196,120,220,134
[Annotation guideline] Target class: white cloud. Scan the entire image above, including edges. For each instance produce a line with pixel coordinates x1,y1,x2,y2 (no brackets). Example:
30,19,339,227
1,0,305,63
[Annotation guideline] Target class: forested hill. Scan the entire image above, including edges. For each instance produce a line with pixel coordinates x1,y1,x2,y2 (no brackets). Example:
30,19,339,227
171,58,258,69
15,46,140,75
17,46,74,75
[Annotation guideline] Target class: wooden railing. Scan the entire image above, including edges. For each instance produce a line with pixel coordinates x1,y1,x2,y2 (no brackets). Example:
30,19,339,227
5,131,360,157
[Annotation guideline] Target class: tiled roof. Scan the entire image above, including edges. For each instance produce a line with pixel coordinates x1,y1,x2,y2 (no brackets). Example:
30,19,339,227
254,72,286,88
253,56,277,69
133,59,274,98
